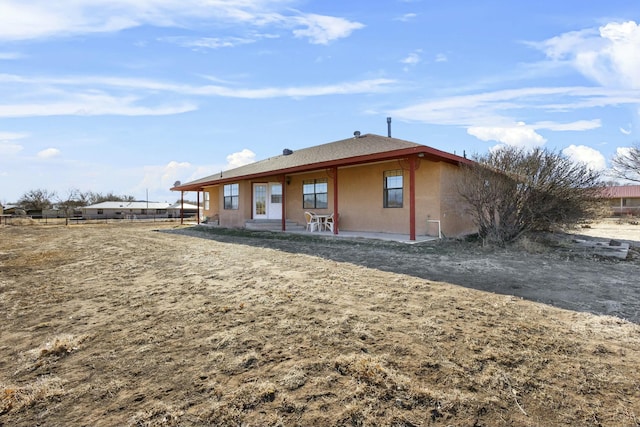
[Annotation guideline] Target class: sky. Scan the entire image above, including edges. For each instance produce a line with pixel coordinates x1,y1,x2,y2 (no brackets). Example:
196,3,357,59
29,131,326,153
1,0,639,204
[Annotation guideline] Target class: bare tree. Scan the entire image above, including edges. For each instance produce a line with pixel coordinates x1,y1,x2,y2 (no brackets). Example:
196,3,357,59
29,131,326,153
458,146,606,245
18,189,56,211
611,143,640,183
57,189,87,224
85,192,136,204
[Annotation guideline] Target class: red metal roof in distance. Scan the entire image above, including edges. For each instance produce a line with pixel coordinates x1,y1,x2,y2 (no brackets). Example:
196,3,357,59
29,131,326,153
604,185,640,198
172,133,472,192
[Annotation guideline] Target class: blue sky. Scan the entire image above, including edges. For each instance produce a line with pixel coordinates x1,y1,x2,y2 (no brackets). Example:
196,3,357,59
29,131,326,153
1,0,639,204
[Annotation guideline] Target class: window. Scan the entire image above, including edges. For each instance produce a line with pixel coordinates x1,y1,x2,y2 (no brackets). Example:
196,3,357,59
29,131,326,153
141,209,147,215
204,191,210,210
622,198,628,207
97,209,104,215
224,183,239,210
156,209,166,214
270,184,282,204
383,170,403,208
303,179,328,209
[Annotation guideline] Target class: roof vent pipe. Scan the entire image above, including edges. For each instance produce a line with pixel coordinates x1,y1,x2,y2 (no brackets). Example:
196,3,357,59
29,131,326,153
387,117,392,137
353,131,361,138
283,148,293,155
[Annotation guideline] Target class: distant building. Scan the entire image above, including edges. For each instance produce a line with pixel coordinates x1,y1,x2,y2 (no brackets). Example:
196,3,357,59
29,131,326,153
604,185,640,216
81,201,203,220
82,201,172,220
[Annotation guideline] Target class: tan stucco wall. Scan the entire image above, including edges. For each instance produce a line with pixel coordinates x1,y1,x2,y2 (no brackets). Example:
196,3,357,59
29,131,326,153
438,163,477,237
284,171,334,226
203,186,220,219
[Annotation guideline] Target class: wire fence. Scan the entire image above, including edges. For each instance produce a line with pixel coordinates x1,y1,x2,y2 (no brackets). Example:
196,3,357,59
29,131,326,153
1,215,199,226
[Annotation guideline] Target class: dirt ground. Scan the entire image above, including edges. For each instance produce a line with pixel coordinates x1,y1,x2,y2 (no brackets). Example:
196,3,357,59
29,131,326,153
1,220,640,426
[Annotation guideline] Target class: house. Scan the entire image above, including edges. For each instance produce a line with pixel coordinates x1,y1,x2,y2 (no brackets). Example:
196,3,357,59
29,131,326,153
604,185,640,216
171,133,476,240
168,202,203,219
82,201,172,220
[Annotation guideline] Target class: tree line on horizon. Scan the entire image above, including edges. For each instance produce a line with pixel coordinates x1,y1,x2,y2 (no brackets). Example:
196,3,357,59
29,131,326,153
5,189,195,213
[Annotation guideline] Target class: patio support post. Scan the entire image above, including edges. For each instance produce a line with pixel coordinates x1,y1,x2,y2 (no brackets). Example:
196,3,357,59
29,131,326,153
197,191,200,224
333,166,339,234
409,156,416,241
281,175,286,231
180,191,184,225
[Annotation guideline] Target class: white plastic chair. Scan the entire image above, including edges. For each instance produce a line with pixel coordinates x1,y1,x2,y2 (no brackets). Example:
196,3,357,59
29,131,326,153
324,213,334,232
304,211,320,232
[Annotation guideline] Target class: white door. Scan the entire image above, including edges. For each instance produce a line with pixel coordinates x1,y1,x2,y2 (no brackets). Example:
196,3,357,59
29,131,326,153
253,183,282,219
253,184,267,219
268,183,282,220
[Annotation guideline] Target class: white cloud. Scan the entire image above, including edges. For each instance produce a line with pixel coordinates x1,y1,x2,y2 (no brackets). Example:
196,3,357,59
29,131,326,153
132,160,210,200
532,119,601,131
0,131,28,140
562,144,607,170
292,14,364,45
0,132,27,155
468,123,547,150
0,90,197,118
532,21,640,89
395,13,417,22
0,1,364,45
391,85,639,131
0,74,396,118
435,53,448,62
0,142,23,155
620,126,632,135
0,51,24,60
401,51,421,65
160,36,258,49
226,149,256,168
37,148,61,159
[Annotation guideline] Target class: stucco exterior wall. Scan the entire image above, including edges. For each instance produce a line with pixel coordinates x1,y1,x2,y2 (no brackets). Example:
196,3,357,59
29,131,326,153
216,181,253,228
203,186,220,220
284,171,333,226
333,162,400,233
438,163,477,237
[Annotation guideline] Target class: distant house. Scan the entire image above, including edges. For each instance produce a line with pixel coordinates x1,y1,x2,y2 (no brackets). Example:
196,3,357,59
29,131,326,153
82,201,171,220
171,133,477,240
604,185,640,216
168,202,202,219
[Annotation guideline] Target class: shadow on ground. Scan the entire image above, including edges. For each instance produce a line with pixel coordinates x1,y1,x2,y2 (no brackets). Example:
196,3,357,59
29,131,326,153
164,226,640,324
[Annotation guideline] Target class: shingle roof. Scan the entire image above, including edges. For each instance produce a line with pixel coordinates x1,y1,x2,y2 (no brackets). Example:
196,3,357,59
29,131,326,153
604,185,640,198
173,133,469,191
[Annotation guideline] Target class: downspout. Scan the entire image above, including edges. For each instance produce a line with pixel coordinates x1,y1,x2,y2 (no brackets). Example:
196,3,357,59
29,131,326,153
409,156,416,241
197,191,200,224
333,166,339,234
281,175,286,231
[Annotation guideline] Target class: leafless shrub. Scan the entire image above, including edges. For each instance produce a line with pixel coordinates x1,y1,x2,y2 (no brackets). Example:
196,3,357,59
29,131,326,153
611,142,640,183
458,146,606,244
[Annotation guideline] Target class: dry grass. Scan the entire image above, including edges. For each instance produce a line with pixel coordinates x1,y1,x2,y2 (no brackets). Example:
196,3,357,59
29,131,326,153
1,376,65,415
1,223,639,426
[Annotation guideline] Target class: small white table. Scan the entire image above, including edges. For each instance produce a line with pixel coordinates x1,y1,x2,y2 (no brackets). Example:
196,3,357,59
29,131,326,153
314,214,331,232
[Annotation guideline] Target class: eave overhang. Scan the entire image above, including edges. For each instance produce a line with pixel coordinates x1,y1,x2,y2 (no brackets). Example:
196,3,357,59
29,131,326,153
171,145,472,193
